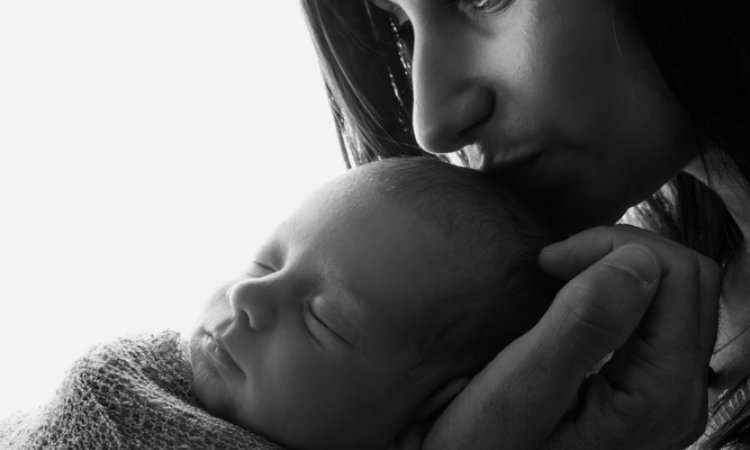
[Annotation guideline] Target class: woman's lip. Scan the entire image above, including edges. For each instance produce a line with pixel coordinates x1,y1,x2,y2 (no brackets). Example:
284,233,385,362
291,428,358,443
479,145,543,175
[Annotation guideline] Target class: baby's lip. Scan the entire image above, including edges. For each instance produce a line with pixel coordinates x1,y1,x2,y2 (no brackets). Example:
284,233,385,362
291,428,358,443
205,327,244,376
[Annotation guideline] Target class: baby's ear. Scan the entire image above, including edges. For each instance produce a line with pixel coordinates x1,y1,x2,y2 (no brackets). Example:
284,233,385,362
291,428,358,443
414,377,471,420
390,378,471,450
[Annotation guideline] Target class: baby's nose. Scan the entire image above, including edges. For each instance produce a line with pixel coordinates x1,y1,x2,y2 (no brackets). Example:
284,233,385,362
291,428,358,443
227,279,276,332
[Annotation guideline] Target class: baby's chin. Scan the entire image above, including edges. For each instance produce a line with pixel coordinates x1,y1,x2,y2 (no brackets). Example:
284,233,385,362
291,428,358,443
188,334,236,421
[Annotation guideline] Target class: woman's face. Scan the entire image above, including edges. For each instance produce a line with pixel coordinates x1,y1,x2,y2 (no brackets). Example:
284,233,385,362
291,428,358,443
369,0,697,231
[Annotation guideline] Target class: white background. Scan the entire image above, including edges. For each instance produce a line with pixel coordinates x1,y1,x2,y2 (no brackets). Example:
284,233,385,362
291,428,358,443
0,1,343,417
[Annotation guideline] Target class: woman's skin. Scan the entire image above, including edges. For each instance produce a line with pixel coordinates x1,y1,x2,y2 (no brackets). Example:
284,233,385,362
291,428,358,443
363,0,742,448
417,227,720,450
372,0,697,232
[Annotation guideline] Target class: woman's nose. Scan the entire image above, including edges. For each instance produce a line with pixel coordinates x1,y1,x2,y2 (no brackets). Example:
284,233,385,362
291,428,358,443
227,279,277,332
410,28,495,154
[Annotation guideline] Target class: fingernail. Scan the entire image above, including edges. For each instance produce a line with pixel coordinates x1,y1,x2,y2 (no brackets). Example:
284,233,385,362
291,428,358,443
602,244,660,287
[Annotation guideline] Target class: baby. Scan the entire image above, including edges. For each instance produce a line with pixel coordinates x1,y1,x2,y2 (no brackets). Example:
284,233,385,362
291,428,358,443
0,157,560,450
188,156,560,450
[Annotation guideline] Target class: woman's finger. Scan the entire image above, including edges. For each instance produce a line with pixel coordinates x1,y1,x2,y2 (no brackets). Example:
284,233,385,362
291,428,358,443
540,224,707,280
423,241,662,450
543,226,721,449
424,225,721,450
696,254,721,367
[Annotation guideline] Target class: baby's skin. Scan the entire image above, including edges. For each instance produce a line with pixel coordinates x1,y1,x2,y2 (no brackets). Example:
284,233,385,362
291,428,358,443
189,164,473,450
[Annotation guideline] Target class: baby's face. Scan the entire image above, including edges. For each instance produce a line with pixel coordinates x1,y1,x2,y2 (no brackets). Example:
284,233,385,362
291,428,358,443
189,173,462,450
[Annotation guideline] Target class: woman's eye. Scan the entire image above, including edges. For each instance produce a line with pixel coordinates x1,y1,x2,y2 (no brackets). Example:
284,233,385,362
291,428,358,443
470,0,502,10
456,0,510,14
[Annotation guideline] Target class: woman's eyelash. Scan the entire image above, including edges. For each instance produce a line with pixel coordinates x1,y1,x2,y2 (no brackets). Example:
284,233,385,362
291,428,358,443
384,0,510,35
449,0,511,15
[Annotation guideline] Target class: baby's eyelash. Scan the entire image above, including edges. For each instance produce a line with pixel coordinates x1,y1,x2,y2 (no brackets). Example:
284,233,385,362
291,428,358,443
242,260,276,279
306,300,330,332
253,260,276,272
306,299,352,347
304,299,326,345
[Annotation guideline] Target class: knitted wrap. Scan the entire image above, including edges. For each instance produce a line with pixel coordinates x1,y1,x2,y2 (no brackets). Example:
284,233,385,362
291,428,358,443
0,330,286,450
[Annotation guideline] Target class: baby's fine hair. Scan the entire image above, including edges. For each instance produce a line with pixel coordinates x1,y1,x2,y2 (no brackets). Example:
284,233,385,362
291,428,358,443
357,157,563,386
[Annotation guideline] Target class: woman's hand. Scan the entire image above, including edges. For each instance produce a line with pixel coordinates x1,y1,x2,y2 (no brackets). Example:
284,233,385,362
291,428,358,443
422,225,721,450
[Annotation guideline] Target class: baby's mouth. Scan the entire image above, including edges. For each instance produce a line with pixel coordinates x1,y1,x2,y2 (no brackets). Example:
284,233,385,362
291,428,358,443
202,330,243,376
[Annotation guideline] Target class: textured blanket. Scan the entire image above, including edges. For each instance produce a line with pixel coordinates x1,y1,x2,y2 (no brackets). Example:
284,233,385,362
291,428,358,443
0,330,285,450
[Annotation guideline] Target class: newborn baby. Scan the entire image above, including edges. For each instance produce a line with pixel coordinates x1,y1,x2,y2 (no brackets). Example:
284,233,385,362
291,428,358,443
0,157,559,450
189,156,560,450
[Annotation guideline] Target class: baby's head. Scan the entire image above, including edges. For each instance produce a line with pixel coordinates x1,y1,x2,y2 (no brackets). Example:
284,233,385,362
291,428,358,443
189,157,561,450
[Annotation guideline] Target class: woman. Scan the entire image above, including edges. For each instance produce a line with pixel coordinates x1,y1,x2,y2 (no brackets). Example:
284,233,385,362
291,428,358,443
301,0,750,449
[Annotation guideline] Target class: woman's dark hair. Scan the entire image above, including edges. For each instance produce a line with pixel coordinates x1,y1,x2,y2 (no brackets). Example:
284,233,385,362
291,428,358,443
301,0,420,166
633,3,750,448
301,1,750,447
